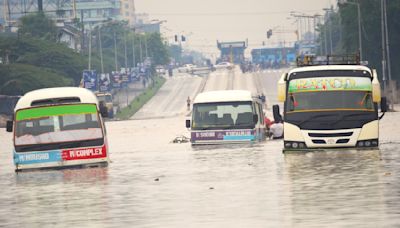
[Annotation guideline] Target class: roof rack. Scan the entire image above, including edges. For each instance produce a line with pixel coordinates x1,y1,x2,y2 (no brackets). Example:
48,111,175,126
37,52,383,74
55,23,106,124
296,53,361,67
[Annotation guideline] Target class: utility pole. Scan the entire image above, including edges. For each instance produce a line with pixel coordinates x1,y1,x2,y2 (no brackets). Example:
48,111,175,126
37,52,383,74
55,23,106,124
80,10,85,52
124,30,128,69
139,36,143,63
357,3,362,60
144,34,148,58
132,33,136,68
88,28,92,70
381,0,387,95
114,31,118,72
98,28,104,73
383,0,393,109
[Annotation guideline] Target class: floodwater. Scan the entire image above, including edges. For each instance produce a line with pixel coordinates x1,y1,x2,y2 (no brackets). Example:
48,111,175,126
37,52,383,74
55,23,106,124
1,70,400,227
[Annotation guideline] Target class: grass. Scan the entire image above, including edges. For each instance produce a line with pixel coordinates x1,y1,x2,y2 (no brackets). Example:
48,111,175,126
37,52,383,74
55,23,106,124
115,76,166,120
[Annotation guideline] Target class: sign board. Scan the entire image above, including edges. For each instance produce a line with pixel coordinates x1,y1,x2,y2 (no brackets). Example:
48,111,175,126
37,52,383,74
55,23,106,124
99,73,111,92
288,77,372,93
82,70,98,91
111,72,121,89
219,42,246,49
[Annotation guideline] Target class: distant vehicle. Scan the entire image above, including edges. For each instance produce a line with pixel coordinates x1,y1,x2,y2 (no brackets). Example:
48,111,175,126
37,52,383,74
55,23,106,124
156,66,166,75
95,92,114,118
6,87,110,171
273,54,387,152
178,64,195,73
186,90,266,145
215,62,233,70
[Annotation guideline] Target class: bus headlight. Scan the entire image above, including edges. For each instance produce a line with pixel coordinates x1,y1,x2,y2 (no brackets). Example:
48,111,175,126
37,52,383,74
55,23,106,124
357,139,378,148
284,141,307,149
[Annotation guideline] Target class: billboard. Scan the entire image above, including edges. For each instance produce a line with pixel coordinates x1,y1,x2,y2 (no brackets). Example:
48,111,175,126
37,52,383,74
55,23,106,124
99,73,111,92
82,70,98,91
111,72,121,89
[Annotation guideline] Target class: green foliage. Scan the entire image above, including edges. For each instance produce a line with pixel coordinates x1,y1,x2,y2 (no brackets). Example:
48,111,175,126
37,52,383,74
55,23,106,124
91,22,170,69
0,15,171,96
320,1,400,81
0,64,73,95
0,36,88,84
19,12,58,41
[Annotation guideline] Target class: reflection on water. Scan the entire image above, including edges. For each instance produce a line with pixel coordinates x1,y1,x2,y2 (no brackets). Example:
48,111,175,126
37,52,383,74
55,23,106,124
283,150,387,227
0,116,400,227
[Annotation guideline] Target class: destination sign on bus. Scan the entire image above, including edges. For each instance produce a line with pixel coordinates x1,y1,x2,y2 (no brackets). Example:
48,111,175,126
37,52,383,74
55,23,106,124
288,77,372,93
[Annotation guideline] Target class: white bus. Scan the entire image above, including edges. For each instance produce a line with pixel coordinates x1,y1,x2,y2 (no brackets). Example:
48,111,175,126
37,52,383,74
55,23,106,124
186,90,266,144
6,87,110,171
273,56,387,152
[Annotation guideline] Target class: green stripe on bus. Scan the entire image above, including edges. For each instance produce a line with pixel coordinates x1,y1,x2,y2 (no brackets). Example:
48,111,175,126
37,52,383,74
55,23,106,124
16,104,97,121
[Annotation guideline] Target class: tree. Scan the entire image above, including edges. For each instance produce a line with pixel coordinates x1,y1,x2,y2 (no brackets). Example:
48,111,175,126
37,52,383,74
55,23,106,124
18,12,58,41
318,1,400,82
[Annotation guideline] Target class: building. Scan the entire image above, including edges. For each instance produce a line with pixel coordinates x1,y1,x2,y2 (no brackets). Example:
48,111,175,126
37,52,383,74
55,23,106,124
120,0,135,27
1,0,121,28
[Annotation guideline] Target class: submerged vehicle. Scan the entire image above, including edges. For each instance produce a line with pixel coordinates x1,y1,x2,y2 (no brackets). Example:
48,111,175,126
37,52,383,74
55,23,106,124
95,92,114,118
186,90,266,145
273,54,387,152
6,87,110,171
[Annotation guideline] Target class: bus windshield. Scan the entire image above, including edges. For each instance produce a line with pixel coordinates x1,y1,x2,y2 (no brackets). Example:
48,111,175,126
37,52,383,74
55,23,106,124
287,90,374,113
97,95,112,103
15,104,103,146
192,101,255,130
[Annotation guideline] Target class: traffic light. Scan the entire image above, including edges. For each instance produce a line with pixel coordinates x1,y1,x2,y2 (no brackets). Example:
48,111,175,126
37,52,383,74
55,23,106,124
181,35,186,42
174,35,178,42
267,29,272,39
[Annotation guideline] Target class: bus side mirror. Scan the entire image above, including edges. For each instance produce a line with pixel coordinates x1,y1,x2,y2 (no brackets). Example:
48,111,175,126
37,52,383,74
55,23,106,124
253,114,259,124
380,97,388,113
6,121,13,132
99,102,109,118
186,119,191,128
273,105,282,122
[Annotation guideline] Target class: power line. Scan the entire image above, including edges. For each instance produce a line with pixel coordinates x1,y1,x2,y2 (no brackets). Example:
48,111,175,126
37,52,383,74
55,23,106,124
149,10,323,17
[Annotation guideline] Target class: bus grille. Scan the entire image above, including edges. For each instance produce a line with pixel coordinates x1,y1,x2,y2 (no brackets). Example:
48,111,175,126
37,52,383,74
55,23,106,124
308,132,353,138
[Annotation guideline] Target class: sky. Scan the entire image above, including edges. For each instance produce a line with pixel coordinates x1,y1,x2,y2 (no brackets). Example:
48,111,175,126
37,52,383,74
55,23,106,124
136,0,334,58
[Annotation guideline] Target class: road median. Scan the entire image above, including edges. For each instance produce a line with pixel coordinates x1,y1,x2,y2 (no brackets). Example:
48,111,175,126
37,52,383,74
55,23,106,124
115,77,166,120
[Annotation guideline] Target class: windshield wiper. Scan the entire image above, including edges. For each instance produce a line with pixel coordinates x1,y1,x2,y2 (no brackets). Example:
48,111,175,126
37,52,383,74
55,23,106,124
297,114,337,126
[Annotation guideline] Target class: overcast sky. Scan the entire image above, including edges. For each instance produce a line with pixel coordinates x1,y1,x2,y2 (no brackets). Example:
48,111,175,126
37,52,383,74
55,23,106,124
136,0,334,57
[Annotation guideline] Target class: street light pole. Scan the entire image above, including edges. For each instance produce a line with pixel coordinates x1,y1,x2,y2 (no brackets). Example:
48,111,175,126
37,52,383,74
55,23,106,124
356,3,362,60
113,31,118,72
381,0,387,94
383,0,394,109
132,33,136,68
124,30,128,69
88,27,92,70
98,28,104,73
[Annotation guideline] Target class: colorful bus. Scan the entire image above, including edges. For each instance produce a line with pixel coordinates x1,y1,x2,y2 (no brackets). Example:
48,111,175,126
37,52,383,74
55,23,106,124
273,55,387,152
186,90,266,144
6,87,110,171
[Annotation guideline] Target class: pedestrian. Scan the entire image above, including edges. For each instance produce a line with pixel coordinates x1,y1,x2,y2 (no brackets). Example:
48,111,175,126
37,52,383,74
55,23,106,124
187,96,191,111
269,119,283,139
142,77,146,88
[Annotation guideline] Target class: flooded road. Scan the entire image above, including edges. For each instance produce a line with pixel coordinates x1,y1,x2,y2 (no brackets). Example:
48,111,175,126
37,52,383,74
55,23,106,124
1,69,400,227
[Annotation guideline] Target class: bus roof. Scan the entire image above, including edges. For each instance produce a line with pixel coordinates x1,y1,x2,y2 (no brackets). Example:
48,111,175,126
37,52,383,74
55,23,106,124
194,90,254,104
15,87,98,110
288,65,372,78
